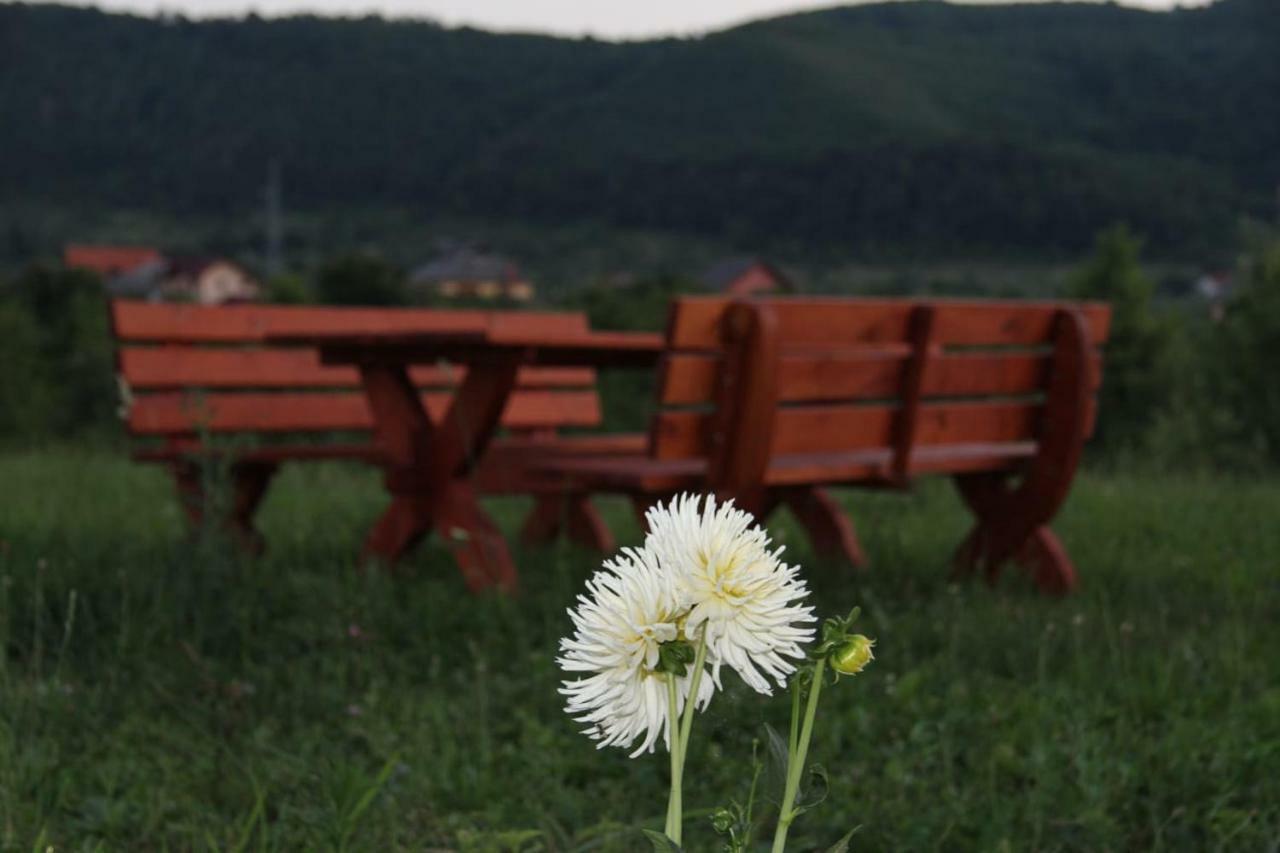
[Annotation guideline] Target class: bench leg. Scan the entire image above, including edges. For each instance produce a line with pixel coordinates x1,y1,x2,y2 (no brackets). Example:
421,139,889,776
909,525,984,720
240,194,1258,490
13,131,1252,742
520,494,615,553
952,472,1077,596
171,461,206,528
775,485,867,569
170,460,276,555
228,461,277,556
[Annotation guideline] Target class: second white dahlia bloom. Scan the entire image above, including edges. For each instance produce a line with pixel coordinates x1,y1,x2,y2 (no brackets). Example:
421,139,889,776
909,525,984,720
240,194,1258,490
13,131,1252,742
645,494,816,695
558,544,715,757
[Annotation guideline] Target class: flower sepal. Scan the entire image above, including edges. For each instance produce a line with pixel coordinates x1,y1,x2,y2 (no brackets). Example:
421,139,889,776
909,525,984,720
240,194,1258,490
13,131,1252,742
656,639,696,677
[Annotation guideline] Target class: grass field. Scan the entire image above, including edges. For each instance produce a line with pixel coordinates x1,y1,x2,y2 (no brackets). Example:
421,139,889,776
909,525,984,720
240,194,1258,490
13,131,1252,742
0,448,1277,851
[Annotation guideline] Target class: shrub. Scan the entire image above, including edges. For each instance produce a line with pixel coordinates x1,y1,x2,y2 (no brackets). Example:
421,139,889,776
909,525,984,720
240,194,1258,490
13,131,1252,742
1068,225,1175,455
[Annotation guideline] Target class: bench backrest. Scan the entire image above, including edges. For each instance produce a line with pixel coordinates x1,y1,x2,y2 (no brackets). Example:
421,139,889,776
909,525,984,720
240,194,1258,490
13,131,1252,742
650,296,1111,488
111,300,602,440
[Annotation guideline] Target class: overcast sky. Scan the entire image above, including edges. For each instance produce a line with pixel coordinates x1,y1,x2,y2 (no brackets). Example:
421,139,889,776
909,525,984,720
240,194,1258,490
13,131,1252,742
67,0,1214,39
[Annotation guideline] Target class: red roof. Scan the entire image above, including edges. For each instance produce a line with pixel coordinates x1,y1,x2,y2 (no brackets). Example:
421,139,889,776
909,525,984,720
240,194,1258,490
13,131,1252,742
64,245,163,276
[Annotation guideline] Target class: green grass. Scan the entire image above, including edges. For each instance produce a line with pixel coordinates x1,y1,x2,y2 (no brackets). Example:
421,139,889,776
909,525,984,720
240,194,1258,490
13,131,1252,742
1,447,1277,850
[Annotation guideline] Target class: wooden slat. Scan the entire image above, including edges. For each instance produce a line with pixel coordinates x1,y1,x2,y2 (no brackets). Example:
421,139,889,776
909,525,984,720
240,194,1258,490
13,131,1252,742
771,401,1044,456
653,400,1062,460
127,390,600,435
651,410,709,461
912,401,1044,448
534,441,1036,491
110,300,588,344
118,347,594,390
666,297,1111,350
769,405,900,456
135,443,384,464
660,350,1103,405
761,442,1037,486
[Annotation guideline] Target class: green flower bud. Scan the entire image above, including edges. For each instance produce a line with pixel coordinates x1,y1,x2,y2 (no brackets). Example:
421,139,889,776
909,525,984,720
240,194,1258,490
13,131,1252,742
830,634,875,675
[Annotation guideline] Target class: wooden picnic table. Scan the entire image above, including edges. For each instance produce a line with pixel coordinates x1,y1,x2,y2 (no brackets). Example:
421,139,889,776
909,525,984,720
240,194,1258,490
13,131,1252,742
268,326,664,593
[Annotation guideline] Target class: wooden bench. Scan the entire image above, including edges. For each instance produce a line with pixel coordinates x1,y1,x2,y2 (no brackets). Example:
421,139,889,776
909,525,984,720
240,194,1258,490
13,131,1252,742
536,296,1111,595
110,300,642,554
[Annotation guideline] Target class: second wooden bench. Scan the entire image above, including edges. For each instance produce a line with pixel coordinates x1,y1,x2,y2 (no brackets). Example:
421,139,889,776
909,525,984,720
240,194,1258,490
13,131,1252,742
111,299,642,556
537,296,1111,594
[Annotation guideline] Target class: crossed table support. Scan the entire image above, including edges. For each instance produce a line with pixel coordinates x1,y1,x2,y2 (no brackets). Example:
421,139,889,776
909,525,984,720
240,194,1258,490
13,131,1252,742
269,329,662,594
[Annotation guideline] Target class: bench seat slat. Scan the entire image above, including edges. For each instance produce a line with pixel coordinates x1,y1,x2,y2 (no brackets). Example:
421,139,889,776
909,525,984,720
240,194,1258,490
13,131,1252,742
134,443,387,464
119,347,594,390
652,399,1098,460
134,432,647,469
128,390,602,435
535,441,1037,491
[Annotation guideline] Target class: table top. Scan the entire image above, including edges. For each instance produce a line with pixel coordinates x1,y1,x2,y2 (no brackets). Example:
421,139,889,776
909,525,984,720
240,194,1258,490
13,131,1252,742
267,327,666,368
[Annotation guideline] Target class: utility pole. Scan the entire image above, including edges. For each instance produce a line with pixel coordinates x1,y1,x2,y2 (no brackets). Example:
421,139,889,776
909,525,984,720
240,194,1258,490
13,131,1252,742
265,158,283,278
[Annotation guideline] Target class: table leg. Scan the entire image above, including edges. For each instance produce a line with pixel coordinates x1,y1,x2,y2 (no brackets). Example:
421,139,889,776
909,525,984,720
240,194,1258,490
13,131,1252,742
357,357,522,592
428,356,522,591
363,492,433,566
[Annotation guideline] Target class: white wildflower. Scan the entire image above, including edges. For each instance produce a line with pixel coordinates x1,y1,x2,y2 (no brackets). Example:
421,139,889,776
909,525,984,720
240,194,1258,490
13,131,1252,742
558,544,715,757
645,494,816,695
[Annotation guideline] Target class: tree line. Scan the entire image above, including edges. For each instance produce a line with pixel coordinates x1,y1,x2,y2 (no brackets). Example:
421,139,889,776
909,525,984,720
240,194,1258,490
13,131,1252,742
2,0,1277,262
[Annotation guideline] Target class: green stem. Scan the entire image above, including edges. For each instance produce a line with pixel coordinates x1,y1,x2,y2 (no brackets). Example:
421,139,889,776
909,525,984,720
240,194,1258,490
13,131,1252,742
665,675,682,842
667,632,708,846
788,675,802,757
678,633,709,755
771,658,827,853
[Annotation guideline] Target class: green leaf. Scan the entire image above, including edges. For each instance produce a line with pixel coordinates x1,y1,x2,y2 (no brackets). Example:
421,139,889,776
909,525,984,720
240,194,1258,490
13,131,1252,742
641,829,684,852
791,763,830,818
762,723,791,802
824,827,859,852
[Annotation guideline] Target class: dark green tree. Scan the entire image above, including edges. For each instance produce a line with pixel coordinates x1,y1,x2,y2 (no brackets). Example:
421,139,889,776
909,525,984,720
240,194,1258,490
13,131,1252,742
1214,233,1280,463
264,272,313,305
572,273,698,333
313,254,405,306
0,266,117,440
0,299,52,440
1068,225,1174,454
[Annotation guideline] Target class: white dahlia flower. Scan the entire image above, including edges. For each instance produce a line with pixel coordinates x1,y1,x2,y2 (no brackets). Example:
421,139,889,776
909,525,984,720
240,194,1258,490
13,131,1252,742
644,494,816,695
558,544,715,757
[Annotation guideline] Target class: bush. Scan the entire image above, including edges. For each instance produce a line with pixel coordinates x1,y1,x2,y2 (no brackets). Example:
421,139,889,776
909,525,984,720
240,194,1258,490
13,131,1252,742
0,299,52,439
313,253,406,306
1213,233,1280,464
0,265,117,443
1068,225,1175,455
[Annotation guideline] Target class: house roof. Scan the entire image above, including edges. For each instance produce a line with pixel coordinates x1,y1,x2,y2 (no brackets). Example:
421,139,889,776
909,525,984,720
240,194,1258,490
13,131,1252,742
104,258,168,297
103,256,254,298
409,248,523,285
165,256,239,278
700,256,793,292
64,245,163,276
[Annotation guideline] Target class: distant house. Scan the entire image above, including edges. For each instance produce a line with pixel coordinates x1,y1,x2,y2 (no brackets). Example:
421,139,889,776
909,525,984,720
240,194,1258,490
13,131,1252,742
159,257,261,304
408,247,534,303
64,244,163,278
104,255,261,304
1195,271,1234,322
701,257,795,297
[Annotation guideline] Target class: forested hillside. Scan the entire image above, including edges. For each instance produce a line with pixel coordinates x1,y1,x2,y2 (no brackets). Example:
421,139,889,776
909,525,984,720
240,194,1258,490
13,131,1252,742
2,0,1277,259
